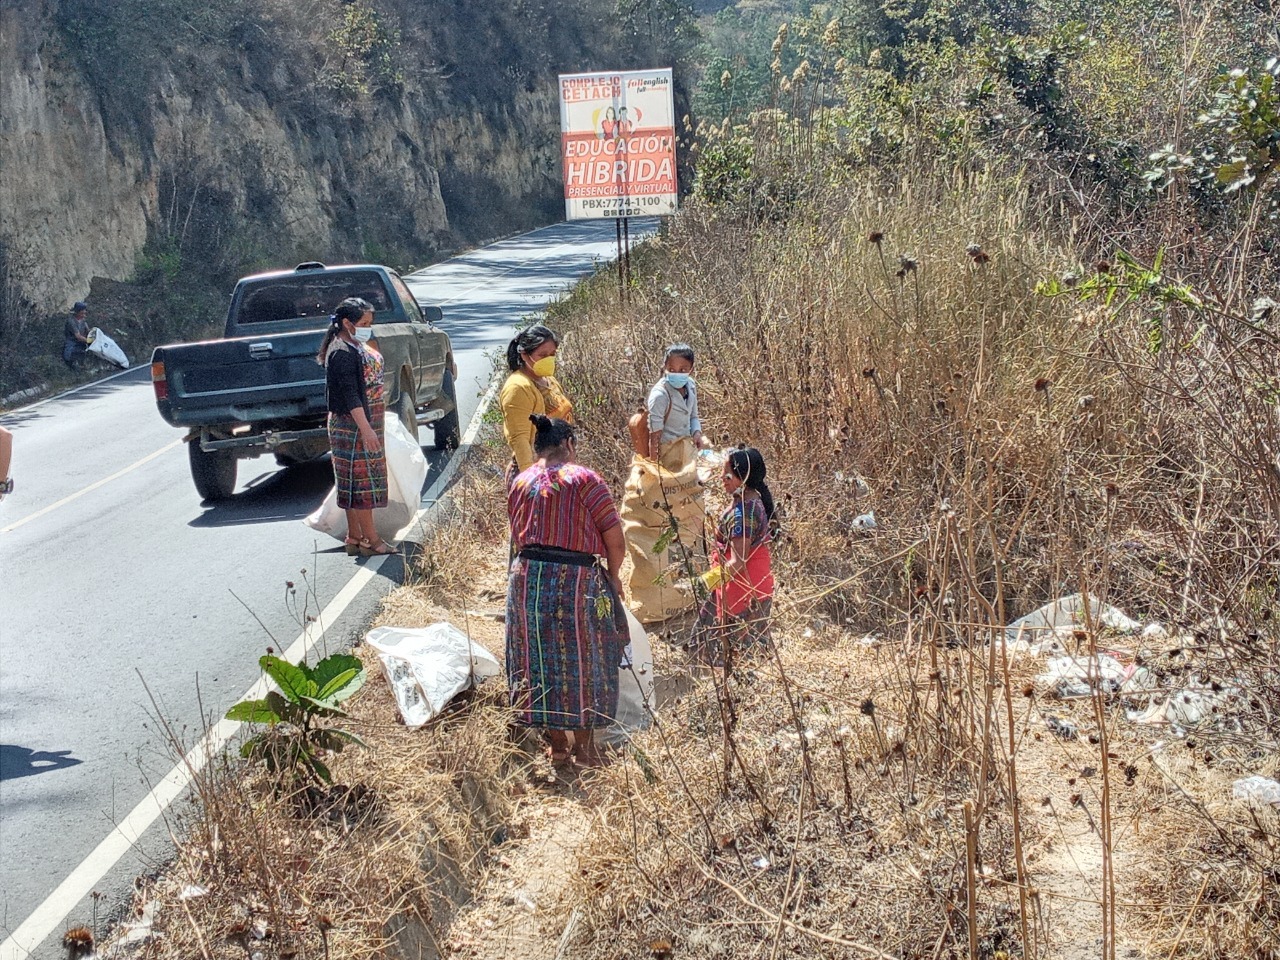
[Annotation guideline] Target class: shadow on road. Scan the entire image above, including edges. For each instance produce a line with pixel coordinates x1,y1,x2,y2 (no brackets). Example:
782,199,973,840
187,460,334,528
0,745,83,781
187,447,454,531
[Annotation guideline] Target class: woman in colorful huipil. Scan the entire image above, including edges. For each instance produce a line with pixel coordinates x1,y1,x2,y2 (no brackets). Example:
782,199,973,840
506,415,626,766
694,447,776,661
318,297,397,557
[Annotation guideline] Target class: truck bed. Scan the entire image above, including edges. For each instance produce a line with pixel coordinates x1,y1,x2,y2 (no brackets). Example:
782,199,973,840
153,327,327,429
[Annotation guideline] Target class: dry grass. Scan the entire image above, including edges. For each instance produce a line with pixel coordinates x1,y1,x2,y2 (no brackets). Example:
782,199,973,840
541,155,1280,957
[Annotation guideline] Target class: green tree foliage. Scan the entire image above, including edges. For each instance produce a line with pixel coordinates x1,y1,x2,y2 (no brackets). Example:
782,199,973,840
688,0,1277,236
320,1,405,99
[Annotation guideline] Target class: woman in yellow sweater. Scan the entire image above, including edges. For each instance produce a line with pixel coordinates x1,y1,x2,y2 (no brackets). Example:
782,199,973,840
500,324,574,483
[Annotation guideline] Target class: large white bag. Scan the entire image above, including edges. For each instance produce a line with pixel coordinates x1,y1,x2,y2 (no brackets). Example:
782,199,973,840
86,327,130,368
304,412,427,543
365,623,501,728
601,608,658,746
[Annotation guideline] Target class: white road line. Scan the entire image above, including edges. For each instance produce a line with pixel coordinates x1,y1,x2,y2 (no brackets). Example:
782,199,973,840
0,381,503,960
0,439,182,535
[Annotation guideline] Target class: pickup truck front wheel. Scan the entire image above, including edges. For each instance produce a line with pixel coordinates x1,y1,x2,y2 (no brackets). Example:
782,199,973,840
434,369,461,451
189,443,238,501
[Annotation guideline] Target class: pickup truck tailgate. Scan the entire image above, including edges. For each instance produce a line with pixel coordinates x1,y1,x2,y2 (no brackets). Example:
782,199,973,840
154,330,326,427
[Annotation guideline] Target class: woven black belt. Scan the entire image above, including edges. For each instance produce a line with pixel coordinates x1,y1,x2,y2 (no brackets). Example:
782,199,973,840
518,545,597,567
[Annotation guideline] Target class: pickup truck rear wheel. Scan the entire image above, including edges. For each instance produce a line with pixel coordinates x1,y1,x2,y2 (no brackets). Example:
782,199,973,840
189,443,237,501
434,369,461,451
398,386,420,442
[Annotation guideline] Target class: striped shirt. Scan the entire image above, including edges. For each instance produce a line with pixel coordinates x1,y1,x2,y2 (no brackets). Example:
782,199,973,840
508,463,620,557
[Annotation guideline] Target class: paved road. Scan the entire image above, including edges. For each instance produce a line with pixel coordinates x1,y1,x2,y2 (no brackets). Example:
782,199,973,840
0,218,653,958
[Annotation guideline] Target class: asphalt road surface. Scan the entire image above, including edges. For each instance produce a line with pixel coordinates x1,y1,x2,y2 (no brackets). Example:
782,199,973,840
0,218,654,958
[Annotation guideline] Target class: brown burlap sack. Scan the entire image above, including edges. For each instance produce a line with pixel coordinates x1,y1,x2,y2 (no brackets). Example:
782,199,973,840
620,438,707,623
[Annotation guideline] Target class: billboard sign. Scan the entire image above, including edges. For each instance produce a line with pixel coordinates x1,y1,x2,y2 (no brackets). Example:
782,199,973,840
558,68,678,220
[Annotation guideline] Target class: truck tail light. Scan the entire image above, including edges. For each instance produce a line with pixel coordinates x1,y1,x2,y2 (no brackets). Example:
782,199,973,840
151,361,168,401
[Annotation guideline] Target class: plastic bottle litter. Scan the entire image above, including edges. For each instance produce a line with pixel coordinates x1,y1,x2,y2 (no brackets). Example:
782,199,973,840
1232,776,1280,808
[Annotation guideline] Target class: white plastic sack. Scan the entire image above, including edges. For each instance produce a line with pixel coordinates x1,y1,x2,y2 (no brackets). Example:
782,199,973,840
304,411,427,543
1005,593,1142,651
365,623,500,728
86,327,130,368
601,608,658,747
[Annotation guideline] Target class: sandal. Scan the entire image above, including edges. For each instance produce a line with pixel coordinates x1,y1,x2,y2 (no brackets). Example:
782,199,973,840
343,537,361,556
358,538,399,557
0,477,11,502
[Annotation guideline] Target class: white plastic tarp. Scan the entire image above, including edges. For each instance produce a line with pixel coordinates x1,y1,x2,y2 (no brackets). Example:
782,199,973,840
304,412,427,543
86,327,130,368
365,623,500,728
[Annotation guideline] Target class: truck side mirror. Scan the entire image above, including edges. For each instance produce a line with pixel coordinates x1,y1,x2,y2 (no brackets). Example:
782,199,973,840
422,305,443,324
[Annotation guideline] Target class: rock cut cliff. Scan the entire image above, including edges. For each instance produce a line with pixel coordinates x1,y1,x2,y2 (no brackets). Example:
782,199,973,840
0,0,652,313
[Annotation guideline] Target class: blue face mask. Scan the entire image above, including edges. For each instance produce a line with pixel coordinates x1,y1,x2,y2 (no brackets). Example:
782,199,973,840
665,372,691,389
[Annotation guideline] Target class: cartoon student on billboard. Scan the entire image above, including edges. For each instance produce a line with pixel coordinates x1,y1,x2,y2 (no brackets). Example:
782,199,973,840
600,107,618,139
618,106,635,137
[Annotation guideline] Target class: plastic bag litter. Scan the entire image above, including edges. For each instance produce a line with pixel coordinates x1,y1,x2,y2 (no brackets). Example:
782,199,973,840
86,327,130,368
365,623,500,728
304,411,427,544
1233,776,1280,808
1039,653,1129,699
1045,715,1079,740
600,608,658,747
851,511,877,532
1126,683,1238,728
1004,594,1142,652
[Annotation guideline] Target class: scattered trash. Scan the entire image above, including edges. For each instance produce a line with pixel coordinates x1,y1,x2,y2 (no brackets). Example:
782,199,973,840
1039,654,1128,699
365,623,501,728
1045,715,1079,740
1233,776,1280,808
1142,622,1169,640
177,884,208,900
118,901,160,944
851,511,877,532
1126,682,1239,729
1005,594,1142,651
752,856,771,870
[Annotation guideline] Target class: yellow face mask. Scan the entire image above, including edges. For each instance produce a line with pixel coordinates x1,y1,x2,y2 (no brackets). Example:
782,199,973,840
529,355,556,378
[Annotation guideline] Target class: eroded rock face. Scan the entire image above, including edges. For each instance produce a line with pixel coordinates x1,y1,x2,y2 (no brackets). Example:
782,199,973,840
0,1,151,311
0,1,564,313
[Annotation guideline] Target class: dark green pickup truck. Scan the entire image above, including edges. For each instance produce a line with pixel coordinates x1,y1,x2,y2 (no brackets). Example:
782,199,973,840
152,262,459,501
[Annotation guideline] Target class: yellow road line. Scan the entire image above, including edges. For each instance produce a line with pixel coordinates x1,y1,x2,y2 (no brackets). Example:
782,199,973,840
1,439,182,535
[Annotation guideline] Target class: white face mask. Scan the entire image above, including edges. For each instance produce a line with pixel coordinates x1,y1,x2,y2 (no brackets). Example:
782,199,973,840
353,326,374,343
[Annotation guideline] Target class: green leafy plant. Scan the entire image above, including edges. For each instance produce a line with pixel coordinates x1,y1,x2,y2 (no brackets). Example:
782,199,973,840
225,653,367,786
